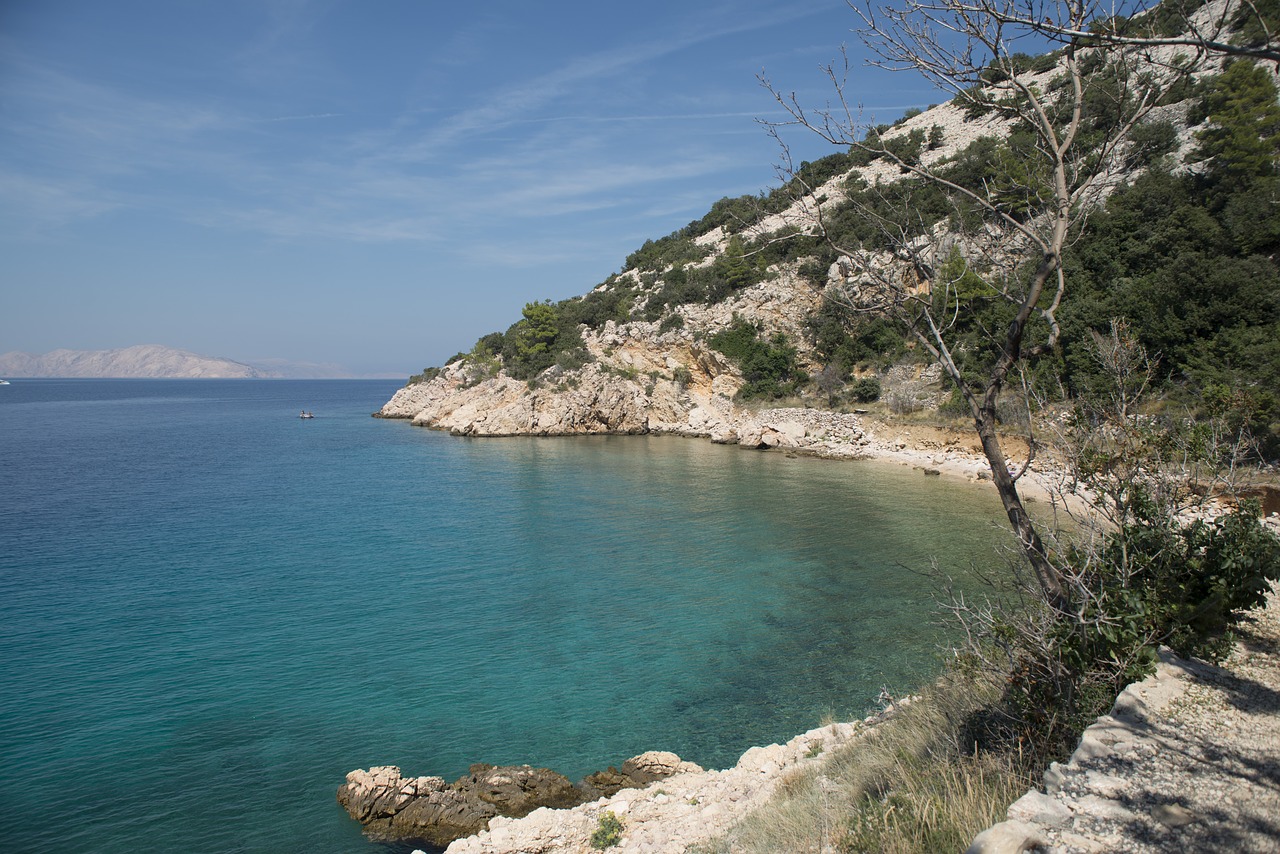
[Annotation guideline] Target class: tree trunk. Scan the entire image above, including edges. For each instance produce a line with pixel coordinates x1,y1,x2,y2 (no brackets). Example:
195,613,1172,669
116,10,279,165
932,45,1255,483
974,410,1069,612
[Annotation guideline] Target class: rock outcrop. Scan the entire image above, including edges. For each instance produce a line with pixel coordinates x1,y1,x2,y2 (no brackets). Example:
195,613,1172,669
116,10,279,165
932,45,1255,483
443,717,887,854
579,751,703,800
375,268,849,441
338,752,701,847
338,763,583,846
382,349,883,459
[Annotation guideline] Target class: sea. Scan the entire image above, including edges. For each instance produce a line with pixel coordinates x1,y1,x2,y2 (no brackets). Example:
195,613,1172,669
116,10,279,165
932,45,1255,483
0,379,1011,853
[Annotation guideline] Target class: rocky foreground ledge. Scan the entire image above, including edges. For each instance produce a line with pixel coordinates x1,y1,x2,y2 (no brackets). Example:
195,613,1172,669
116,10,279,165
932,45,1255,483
348,590,1280,854
337,751,702,848
339,711,899,852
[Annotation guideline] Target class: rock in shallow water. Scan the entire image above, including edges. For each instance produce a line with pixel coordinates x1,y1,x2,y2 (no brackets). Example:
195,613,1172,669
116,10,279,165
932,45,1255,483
337,763,579,846
338,753,701,846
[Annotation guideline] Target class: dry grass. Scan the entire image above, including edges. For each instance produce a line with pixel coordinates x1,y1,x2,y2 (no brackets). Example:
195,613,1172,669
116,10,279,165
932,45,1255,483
695,670,1036,854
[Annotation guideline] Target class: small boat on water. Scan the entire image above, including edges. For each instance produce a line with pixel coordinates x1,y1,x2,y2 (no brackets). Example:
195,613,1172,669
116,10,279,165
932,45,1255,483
299,410,315,419
0,380,10,385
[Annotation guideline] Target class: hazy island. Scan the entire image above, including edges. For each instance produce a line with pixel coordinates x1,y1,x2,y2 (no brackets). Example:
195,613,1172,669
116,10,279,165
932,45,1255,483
0,344,276,379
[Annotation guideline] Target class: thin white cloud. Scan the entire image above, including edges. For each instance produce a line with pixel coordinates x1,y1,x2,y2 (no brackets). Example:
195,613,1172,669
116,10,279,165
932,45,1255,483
0,2,836,250
262,113,343,122
514,111,766,126
1,54,239,179
0,169,122,231
384,2,832,162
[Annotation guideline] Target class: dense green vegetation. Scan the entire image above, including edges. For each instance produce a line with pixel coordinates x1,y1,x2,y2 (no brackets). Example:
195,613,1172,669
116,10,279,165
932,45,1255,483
805,297,907,377
1063,61,1280,454
709,318,807,401
780,59,1280,457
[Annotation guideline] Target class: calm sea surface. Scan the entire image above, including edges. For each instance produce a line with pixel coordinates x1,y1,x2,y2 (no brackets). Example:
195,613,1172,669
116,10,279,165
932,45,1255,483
0,379,1010,853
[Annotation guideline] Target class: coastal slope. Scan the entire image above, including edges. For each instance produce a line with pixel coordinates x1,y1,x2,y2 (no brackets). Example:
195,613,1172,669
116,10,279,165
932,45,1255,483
377,36,1239,438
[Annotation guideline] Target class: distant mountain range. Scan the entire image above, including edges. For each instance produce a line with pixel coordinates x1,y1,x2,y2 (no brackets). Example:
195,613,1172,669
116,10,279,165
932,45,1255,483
0,345,280,378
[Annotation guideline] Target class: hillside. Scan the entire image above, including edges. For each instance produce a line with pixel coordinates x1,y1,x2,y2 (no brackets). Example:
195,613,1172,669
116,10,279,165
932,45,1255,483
382,10,1279,460
0,345,277,379
353,3,1280,851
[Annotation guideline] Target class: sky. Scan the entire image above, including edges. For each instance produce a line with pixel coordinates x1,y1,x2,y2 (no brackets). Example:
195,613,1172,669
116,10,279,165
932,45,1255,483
1,0,942,377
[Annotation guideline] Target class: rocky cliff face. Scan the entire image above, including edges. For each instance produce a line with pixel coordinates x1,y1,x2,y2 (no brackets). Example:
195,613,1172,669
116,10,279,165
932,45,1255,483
380,354,885,456
378,269,854,442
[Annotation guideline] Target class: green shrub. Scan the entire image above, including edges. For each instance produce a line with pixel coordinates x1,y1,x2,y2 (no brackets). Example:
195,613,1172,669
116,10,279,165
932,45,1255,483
956,85,994,119
1229,0,1280,46
477,332,505,354
979,52,1046,84
706,235,764,302
1125,119,1179,168
642,266,711,319
591,811,623,849
989,495,1280,759
624,233,708,273
797,259,830,288
690,193,763,233
710,319,807,401
882,128,927,168
555,347,591,373
658,313,685,334
1191,60,1280,201
1110,498,1279,657
564,284,637,329
407,367,441,386
928,123,945,150
804,298,906,374
849,377,882,403
492,300,590,380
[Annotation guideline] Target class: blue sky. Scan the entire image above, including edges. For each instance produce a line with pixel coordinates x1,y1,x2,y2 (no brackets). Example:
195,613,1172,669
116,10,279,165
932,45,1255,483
2,1,939,377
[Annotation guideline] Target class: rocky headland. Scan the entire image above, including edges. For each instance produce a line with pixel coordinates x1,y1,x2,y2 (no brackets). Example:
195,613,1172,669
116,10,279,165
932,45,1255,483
377,365,1062,504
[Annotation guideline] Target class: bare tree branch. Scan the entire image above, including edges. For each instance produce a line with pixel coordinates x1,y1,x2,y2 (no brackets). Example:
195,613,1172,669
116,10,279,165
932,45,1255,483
755,0,1204,613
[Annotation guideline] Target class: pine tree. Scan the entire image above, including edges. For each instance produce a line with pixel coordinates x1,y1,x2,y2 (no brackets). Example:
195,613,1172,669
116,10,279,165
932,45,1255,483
1193,60,1280,200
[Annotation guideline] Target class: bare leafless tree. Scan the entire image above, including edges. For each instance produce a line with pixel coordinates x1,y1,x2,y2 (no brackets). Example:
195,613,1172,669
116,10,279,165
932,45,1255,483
957,0,1279,67
759,0,1193,612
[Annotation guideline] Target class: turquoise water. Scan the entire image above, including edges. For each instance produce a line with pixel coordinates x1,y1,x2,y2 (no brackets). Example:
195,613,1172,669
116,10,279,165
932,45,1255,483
0,380,1009,853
